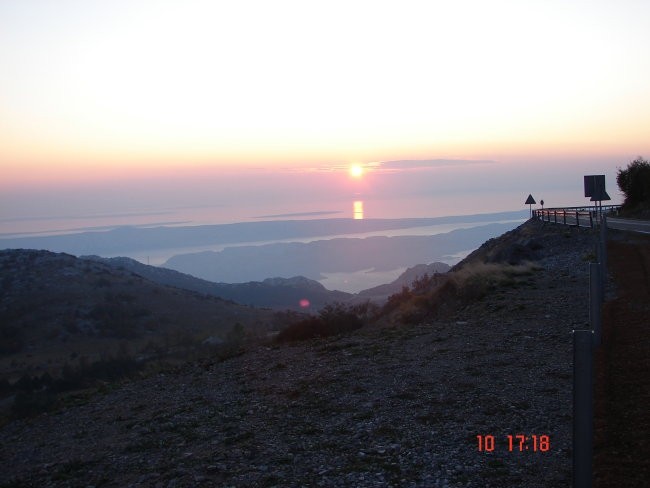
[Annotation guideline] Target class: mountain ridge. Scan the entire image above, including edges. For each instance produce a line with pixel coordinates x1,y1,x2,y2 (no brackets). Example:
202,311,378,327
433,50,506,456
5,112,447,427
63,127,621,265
82,255,451,310
81,255,352,311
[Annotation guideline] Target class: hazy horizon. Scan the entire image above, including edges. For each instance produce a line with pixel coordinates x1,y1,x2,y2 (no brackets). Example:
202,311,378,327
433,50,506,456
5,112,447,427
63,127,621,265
0,157,624,238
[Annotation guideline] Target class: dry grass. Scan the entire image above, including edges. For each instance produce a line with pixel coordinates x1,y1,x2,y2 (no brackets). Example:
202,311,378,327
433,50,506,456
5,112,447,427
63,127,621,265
450,260,541,290
384,260,542,324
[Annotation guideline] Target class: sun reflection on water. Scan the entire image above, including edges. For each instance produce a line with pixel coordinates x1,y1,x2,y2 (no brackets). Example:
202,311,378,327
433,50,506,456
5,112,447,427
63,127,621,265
353,200,364,220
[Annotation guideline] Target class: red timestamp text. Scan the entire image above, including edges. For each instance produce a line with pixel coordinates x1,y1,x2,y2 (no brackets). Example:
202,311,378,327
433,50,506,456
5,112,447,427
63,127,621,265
476,434,550,452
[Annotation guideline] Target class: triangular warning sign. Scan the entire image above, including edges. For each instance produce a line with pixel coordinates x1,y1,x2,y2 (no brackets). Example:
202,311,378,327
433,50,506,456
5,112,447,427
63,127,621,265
525,194,536,205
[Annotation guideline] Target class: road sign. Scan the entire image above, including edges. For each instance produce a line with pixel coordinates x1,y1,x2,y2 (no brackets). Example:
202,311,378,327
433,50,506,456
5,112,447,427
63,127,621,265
584,175,606,200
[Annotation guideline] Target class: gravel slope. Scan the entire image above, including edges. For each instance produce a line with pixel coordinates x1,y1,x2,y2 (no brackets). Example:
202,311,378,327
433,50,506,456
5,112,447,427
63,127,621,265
0,220,597,487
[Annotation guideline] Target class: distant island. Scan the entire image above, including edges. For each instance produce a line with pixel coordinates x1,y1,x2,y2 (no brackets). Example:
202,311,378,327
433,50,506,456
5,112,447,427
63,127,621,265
0,210,527,259
163,223,517,288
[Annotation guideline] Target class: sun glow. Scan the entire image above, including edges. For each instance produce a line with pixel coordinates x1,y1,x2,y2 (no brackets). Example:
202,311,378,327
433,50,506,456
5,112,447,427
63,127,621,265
1,1,649,192
353,200,364,220
349,164,364,178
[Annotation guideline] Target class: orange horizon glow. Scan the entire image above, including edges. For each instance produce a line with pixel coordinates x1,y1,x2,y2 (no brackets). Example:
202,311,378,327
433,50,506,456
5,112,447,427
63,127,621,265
2,1,650,191
3,139,645,190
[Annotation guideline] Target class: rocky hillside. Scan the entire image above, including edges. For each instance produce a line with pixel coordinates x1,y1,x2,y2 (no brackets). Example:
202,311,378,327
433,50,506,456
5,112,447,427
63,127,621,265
0,220,599,487
0,250,278,383
82,255,353,311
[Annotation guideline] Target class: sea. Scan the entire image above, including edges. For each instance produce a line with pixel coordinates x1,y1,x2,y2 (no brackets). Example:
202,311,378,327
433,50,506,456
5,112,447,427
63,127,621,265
1,195,528,293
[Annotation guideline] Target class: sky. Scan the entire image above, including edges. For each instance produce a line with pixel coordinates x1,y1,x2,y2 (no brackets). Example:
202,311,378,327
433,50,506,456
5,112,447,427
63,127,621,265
2,0,650,228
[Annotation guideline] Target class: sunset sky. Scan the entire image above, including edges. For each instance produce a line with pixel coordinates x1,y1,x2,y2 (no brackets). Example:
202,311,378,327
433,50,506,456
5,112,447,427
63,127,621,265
2,0,650,227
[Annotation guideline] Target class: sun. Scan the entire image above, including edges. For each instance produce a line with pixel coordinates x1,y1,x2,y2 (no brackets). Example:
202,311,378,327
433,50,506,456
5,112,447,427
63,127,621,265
349,164,364,178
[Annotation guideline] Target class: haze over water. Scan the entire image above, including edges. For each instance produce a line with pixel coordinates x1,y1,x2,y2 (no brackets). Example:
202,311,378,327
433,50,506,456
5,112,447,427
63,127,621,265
3,191,523,239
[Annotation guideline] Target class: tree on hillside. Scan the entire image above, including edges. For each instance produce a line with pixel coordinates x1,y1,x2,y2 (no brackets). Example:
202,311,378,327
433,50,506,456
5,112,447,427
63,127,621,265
616,157,650,210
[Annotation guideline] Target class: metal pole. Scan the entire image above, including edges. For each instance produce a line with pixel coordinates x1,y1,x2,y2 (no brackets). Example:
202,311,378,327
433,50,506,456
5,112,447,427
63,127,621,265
589,263,602,347
600,215,608,289
573,329,594,488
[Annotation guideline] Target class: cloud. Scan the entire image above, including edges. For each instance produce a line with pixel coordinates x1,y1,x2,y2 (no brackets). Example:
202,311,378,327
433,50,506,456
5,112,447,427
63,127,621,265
376,159,496,171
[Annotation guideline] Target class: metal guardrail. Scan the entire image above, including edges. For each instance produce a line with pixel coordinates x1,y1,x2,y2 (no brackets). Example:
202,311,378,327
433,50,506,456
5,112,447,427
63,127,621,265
573,213,608,488
531,207,647,485
532,206,621,228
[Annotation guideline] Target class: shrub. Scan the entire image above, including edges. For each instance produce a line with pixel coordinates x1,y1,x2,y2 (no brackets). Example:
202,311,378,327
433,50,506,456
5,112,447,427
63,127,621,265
617,157,650,210
0,322,24,354
226,322,246,344
276,302,364,342
11,391,57,418
0,377,11,395
382,286,413,315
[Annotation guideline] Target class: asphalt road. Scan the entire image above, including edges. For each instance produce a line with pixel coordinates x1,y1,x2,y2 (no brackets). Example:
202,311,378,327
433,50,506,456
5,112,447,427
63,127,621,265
607,217,650,234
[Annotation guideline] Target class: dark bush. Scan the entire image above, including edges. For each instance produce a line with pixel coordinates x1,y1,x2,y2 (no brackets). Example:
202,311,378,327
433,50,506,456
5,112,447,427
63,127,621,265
13,374,35,392
617,157,650,210
276,317,328,342
0,322,24,354
85,356,140,382
0,377,11,395
4,354,144,420
11,391,57,418
381,286,413,314
276,303,363,342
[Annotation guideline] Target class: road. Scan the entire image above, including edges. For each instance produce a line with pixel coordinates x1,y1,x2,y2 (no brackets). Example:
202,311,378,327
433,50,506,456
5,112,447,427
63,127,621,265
606,217,650,234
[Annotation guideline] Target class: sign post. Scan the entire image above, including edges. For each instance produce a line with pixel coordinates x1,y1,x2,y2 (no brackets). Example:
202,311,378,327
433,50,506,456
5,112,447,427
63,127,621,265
584,175,610,220
525,194,536,218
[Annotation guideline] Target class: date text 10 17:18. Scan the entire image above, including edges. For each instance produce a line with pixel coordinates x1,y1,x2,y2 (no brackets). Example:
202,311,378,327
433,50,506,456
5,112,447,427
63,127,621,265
476,434,550,452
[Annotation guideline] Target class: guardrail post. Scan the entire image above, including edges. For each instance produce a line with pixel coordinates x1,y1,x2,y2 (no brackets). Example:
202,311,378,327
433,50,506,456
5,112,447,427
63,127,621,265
589,212,593,228
563,211,567,225
600,215,608,284
573,329,594,488
589,263,602,346
576,211,579,227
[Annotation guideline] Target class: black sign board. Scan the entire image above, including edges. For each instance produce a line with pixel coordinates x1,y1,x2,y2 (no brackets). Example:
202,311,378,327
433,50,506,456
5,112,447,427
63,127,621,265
584,175,606,200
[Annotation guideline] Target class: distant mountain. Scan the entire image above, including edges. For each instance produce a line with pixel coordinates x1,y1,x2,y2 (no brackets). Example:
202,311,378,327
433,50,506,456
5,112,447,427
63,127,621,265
0,211,527,257
81,256,450,309
82,256,352,311
163,222,519,284
355,262,451,302
0,249,277,381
